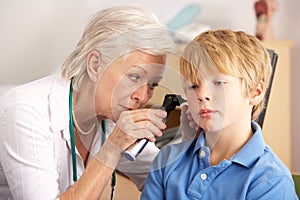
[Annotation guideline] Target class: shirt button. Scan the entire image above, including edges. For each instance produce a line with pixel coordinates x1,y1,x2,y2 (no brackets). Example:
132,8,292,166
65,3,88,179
200,173,207,180
199,150,206,157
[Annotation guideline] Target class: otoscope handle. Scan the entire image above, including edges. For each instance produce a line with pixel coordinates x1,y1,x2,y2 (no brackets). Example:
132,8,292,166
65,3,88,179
123,106,166,161
123,139,149,161
123,94,186,161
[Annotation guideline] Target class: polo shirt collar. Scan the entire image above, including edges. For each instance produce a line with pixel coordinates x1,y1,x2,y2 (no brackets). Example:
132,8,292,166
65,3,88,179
232,121,265,168
193,131,206,155
192,121,266,168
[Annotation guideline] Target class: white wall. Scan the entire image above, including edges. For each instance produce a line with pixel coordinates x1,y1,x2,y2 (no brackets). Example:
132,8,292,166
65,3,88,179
1,0,299,172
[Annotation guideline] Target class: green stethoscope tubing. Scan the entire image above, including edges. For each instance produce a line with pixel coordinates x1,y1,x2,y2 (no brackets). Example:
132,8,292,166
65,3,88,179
69,79,116,198
69,79,77,182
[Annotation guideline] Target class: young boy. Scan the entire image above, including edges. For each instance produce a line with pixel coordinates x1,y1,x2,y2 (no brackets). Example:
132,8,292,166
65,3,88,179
141,29,298,199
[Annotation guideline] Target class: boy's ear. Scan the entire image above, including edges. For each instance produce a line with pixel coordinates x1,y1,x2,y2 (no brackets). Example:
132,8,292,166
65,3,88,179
86,50,103,82
250,80,265,105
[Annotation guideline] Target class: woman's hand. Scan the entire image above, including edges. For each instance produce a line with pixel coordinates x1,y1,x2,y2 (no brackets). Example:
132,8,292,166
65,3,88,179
108,108,167,151
180,104,200,141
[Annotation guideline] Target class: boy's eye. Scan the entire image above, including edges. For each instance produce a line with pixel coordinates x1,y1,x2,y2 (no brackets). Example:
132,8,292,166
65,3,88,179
188,84,199,90
214,81,226,86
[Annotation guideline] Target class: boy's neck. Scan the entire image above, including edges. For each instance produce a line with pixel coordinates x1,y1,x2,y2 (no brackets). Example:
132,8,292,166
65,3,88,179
207,121,253,166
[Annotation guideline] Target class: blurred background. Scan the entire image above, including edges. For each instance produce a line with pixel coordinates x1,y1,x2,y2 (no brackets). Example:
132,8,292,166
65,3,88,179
0,0,299,173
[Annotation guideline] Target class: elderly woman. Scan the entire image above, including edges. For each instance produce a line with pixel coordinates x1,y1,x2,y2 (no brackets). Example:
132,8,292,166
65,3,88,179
0,5,175,200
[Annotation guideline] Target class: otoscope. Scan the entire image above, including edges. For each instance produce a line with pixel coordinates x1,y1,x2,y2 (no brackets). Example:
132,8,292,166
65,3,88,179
123,94,187,161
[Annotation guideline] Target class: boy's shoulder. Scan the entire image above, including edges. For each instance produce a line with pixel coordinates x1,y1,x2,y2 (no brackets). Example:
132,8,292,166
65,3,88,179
258,145,291,175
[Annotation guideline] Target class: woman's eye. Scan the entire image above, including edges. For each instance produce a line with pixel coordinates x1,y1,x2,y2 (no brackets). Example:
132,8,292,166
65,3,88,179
128,74,141,82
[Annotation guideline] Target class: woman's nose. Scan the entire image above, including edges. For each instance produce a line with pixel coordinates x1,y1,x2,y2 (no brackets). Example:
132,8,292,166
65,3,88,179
132,84,152,105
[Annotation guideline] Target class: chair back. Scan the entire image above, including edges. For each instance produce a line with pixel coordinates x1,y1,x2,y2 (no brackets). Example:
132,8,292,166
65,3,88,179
292,174,300,198
255,49,278,127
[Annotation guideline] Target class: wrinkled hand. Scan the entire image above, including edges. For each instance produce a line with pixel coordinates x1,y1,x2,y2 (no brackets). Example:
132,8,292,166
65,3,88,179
180,104,200,141
108,109,167,151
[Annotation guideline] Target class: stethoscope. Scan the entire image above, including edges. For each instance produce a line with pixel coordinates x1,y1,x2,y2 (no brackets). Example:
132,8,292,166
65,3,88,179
68,78,116,199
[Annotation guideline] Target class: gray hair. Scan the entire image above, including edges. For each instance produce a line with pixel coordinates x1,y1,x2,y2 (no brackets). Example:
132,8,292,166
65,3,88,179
61,5,175,91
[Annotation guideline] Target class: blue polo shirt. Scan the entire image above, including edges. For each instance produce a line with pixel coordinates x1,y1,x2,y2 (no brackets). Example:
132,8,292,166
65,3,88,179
141,122,298,200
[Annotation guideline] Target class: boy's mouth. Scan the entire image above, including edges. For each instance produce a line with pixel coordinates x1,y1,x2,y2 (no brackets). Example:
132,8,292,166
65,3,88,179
199,109,214,118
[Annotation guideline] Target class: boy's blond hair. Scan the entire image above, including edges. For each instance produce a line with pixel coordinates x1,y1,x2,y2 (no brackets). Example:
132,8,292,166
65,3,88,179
180,29,272,120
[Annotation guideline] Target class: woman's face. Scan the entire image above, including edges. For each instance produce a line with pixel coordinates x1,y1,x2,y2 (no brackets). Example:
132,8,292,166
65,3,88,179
95,50,166,121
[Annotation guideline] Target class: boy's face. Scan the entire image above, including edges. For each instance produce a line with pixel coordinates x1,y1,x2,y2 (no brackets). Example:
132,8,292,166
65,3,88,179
185,66,253,134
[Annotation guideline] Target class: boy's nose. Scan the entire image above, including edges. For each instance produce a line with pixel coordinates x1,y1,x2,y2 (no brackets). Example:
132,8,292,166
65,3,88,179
199,96,211,101
197,85,212,102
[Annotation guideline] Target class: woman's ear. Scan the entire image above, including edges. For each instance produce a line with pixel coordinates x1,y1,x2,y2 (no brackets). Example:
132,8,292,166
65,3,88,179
250,80,265,106
86,50,102,82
